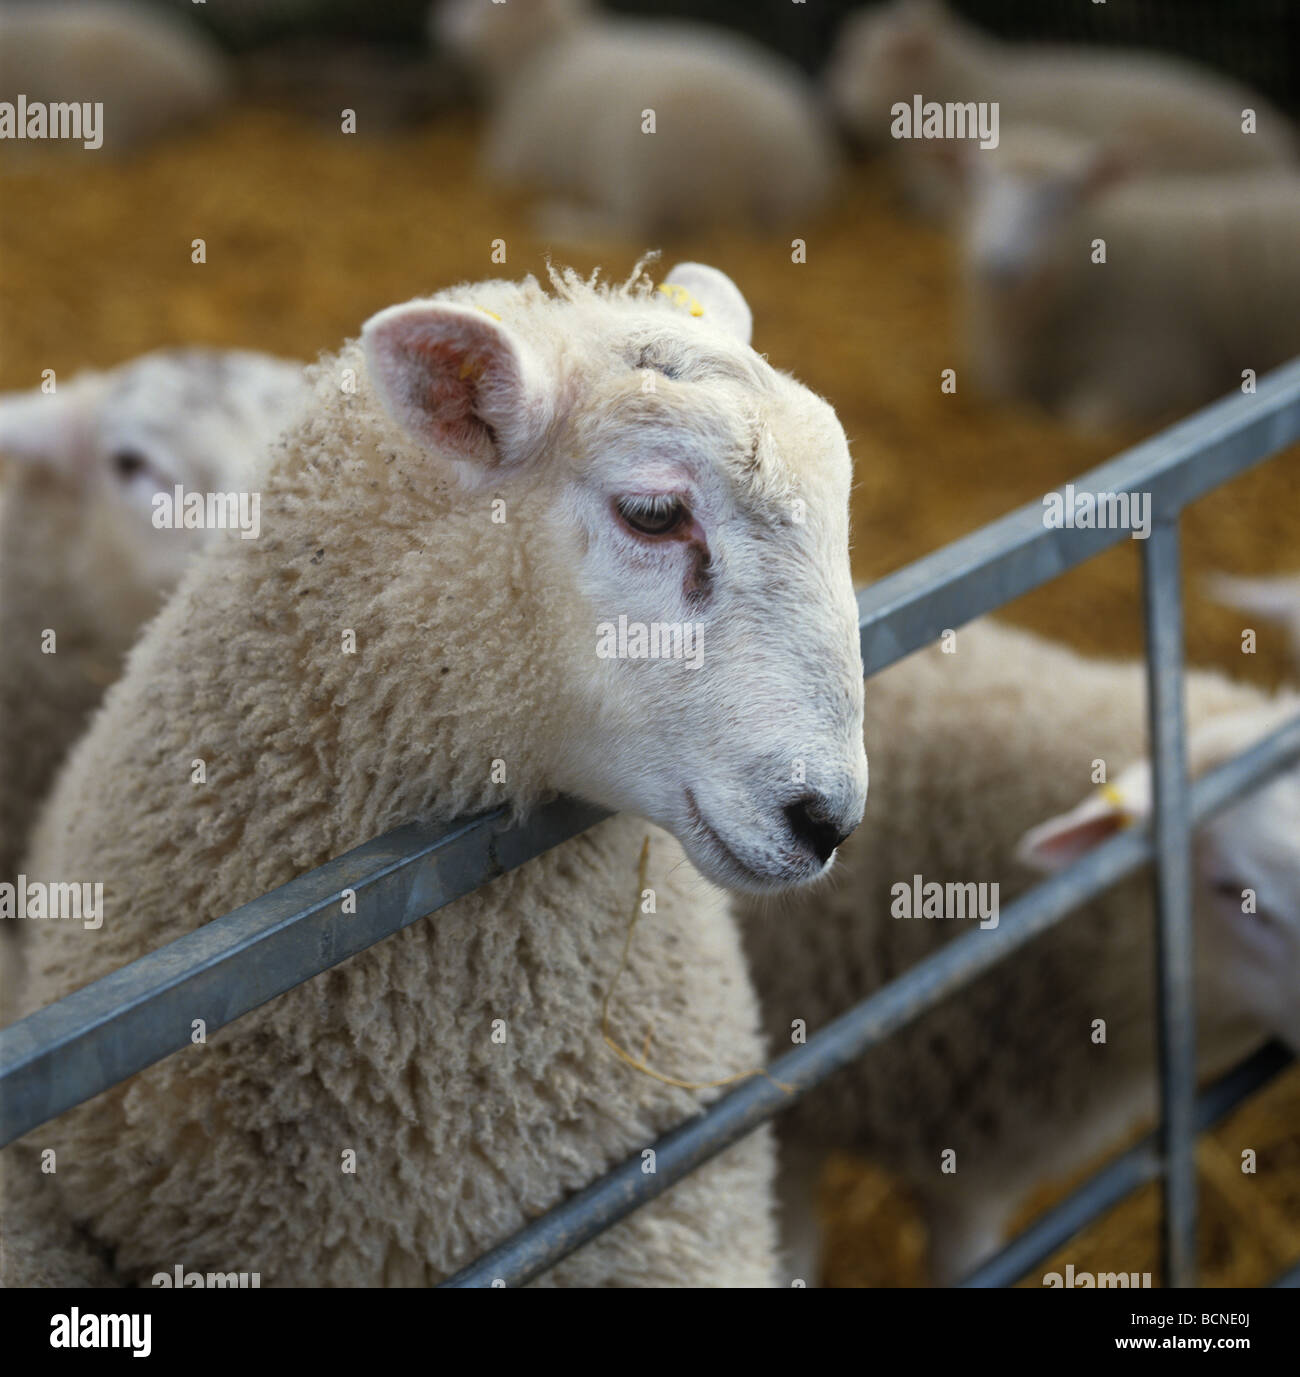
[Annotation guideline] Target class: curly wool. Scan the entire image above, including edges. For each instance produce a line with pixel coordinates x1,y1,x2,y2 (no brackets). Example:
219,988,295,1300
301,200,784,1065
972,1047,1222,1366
5,282,779,1287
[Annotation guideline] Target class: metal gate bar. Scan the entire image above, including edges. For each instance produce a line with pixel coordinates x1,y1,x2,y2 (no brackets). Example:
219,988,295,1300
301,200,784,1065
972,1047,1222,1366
964,1040,1296,1289
0,801,605,1145
6,360,1300,1151
3,359,1300,1287
1142,519,1199,1287
441,721,1300,1289
855,355,1300,677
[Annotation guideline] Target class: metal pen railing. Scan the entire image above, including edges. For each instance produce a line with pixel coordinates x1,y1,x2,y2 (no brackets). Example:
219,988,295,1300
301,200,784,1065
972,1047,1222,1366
4,356,1300,1287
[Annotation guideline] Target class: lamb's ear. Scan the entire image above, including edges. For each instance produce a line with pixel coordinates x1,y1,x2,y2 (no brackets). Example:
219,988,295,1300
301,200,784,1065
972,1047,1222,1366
1015,773,1151,874
661,263,753,346
362,301,553,483
0,383,96,476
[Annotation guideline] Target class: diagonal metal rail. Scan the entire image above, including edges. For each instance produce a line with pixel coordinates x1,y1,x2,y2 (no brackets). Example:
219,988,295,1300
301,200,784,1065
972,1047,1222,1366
0,802,607,1144
856,354,1300,674
963,1040,1296,1289
440,717,1300,1287
2,356,1300,1286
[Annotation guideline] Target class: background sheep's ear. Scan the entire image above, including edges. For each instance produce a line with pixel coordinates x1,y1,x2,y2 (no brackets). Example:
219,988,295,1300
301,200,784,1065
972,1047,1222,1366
0,383,96,477
1015,788,1143,873
663,263,753,346
362,301,553,481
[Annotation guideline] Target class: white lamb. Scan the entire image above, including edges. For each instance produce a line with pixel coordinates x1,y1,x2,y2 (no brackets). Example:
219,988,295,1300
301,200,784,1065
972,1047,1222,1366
0,348,306,895
956,125,1300,429
429,0,838,236
0,0,231,154
826,0,1296,218
737,617,1300,1284
2,263,869,1287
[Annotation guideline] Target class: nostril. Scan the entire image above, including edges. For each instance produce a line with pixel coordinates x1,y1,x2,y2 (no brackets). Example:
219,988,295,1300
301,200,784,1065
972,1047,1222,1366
784,794,853,866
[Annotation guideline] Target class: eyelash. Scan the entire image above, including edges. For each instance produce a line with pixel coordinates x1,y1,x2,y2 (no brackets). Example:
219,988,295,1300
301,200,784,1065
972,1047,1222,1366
615,494,690,538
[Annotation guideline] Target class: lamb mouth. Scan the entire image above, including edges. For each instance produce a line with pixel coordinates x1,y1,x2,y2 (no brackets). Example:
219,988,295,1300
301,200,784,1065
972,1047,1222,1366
683,788,798,887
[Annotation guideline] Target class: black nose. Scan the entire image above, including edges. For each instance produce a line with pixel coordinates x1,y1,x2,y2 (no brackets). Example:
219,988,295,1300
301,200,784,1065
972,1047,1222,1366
784,794,854,866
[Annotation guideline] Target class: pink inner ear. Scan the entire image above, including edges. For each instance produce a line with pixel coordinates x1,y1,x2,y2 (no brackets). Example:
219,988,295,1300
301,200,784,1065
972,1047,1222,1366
410,334,489,458
1021,810,1128,871
366,301,544,475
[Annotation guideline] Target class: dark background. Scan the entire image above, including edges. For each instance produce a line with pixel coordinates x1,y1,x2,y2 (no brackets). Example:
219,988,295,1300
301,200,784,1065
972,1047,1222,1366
177,0,1300,111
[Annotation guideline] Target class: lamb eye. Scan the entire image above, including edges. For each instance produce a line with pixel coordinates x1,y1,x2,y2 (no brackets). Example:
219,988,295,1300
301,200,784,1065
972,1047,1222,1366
112,449,148,480
616,494,688,537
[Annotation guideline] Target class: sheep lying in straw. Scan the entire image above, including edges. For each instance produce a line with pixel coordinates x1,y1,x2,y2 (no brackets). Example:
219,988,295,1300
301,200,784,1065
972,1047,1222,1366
0,0,230,155
429,0,838,236
3,262,869,1287
956,126,1300,429
738,617,1299,1283
826,0,1295,218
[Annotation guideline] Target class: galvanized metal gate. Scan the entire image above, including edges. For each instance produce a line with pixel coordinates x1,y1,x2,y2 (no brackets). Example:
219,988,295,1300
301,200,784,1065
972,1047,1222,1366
4,357,1300,1288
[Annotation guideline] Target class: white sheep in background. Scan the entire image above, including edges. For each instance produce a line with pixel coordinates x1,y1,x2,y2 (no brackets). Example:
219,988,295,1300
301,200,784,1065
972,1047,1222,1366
3,262,869,1287
1210,573,1300,667
429,0,838,237
0,348,305,899
737,617,1300,1284
826,0,1296,218
955,125,1300,429
0,0,231,154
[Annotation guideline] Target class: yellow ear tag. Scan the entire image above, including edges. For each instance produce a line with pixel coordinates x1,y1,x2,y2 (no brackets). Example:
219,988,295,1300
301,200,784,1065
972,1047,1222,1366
655,283,705,317
474,305,502,321
1098,782,1134,824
